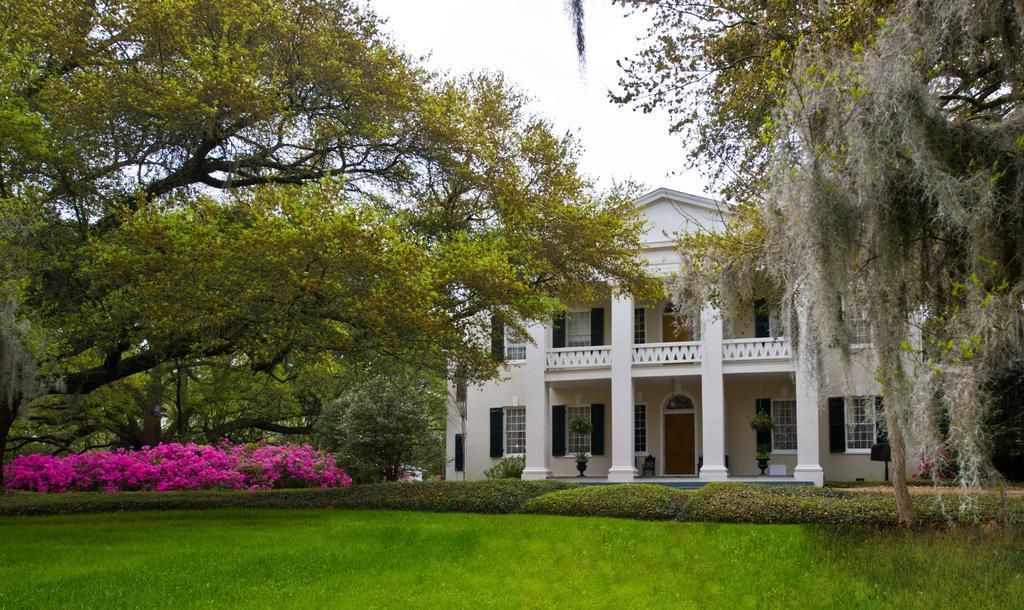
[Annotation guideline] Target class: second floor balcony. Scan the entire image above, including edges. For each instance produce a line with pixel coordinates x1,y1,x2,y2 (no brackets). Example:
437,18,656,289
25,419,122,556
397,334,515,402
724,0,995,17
541,337,790,372
501,299,797,375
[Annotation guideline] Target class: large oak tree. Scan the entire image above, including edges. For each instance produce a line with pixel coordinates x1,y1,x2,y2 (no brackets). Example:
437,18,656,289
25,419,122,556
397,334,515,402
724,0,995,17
0,0,660,477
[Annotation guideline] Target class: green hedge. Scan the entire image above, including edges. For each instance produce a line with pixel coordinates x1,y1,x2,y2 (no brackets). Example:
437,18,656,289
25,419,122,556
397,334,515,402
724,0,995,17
522,484,689,521
0,480,574,517
3,481,1021,527
685,483,1024,526
327,480,574,514
0,487,351,517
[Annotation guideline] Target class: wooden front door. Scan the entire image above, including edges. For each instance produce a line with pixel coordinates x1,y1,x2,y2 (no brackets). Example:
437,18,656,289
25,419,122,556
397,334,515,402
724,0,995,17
664,413,696,475
662,314,693,342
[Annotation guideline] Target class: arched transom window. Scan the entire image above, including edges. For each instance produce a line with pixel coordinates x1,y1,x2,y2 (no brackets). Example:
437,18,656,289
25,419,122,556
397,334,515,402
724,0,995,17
665,394,695,411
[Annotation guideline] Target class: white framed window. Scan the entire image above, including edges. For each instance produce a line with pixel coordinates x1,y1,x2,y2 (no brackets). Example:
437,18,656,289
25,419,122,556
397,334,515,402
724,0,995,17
846,396,876,451
566,404,591,453
841,297,871,345
769,307,785,337
504,406,526,455
771,399,797,451
634,404,647,453
850,313,871,345
634,308,646,344
566,310,592,347
504,332,527,362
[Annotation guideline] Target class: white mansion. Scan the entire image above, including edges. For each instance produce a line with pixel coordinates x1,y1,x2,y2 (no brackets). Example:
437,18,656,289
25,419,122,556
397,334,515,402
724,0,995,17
445,188,890,485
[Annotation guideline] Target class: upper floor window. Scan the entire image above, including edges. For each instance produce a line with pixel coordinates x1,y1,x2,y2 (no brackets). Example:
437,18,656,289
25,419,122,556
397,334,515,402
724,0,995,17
755,299,784,338
662,303,695,343
634,307,646,344
504,332,527,362
771,399,797,451
846,396,876,450
840,297,871,345
769,307,784,337
567,310,592,347
850,313,871,345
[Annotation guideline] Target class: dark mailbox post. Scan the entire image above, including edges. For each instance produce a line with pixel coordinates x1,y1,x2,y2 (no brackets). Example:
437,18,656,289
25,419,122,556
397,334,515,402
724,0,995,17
870,442,892,481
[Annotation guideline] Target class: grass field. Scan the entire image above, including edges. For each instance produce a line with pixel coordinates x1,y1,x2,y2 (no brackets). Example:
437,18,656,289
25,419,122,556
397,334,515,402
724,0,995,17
2,509,1022,609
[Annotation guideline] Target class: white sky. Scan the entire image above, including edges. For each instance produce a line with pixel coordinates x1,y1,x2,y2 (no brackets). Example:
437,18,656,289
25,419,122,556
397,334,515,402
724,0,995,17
368,0,712,198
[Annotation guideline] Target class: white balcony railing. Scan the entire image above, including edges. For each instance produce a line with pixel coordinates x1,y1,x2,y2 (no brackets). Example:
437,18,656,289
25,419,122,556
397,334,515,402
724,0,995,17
632,341,702,365
722,338,791,361
545,346,612,369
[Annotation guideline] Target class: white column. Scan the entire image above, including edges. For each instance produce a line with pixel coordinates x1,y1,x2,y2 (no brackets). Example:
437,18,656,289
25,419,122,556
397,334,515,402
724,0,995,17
793,299,824,486
522,321,552,480
608,294,636,482
700,306,728,480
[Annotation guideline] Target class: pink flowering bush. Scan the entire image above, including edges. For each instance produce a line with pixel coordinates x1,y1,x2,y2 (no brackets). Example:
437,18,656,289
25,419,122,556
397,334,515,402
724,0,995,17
913,446,959,480
3,443,352,492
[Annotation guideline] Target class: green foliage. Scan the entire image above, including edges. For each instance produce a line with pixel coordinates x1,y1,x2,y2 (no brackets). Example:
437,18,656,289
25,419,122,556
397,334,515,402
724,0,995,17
569,416,593,435
685,484,1024,526
483,456,525,480
522,484,689,520
0,488,351,517
5,481,1021,528
0,0,660,469
612,0,892,201
327,480,576,514
311,364,445,483
0,480,575,517
987,354,1024,480
749,412,773,431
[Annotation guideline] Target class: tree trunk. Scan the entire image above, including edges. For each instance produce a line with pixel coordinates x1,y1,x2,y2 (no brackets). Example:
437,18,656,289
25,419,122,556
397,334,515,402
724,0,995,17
889,425,917,525
0,403,16,486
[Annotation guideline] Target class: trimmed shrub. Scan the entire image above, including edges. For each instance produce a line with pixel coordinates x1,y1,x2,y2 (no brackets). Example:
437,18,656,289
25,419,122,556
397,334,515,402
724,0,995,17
0,480,575,517
330,479,574,514
685,484,899,525
685,483,1024,526
523,484,689,520
0,488,352,517
520,481,688,519
484,456,525,480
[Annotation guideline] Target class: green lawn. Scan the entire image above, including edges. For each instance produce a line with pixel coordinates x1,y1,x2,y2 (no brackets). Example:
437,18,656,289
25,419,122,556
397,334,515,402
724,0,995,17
2,510,1022,609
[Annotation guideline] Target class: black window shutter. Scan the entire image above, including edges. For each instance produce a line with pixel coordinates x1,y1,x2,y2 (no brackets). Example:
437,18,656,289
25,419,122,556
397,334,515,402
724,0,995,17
489,407,504,457
590,308,604,346
454,434,464,471
828,397,846,453
552,314,566,348
755,398,772,450
590,404,605,455
552,405,566,456
490,315,505,362
874,396,887,442
754,299,770,338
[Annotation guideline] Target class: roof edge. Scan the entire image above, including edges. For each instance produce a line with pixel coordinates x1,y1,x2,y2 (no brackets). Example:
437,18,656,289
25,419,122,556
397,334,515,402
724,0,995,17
634,187,722,212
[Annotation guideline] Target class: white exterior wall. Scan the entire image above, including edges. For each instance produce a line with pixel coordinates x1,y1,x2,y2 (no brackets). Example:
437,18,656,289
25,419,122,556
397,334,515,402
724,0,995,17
447,188,893,484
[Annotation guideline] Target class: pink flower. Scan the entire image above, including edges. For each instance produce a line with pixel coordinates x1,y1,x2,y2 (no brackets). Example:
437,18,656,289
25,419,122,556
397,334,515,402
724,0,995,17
2,443,352,493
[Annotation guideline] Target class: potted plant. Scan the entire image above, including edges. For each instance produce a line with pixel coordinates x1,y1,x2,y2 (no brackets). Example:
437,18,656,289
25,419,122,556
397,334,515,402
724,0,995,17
569,416,593,477
748,412,773,432
749,412,774,475
756,443,772,476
